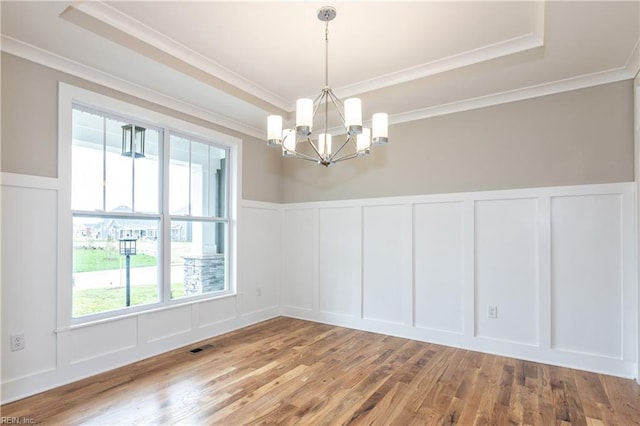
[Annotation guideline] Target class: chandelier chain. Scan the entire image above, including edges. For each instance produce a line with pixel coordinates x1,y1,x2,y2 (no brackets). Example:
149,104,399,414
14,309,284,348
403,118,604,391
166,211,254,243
325,20,329,88
324,20,329,136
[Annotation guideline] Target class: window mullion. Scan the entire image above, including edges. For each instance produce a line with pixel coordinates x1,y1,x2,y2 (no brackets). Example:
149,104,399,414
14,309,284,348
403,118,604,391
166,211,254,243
188,140,192,216
223,148,229,218
131,134,136,213
207,144,211,217
169,215,228,223
102,116,107,211
162,130,172,304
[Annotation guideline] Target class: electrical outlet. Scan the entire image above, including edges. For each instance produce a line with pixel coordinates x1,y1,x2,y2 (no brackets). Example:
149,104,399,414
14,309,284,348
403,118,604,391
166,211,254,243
487,306,498,319
10,334,25,351
257,287,262,296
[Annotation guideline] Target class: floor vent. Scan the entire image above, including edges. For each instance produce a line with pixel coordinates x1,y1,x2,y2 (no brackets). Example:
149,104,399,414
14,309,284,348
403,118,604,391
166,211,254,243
189,344,214,354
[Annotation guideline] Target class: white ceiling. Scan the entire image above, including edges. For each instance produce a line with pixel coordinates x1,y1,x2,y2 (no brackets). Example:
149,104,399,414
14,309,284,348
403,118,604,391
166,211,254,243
2,1,639,139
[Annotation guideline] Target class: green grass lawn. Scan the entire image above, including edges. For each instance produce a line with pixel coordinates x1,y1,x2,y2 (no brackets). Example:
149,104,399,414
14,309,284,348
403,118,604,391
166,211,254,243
73,284,186,317
74,248,157,273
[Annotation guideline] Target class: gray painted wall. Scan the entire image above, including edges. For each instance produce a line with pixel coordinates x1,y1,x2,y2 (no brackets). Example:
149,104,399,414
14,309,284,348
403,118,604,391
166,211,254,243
1,53,634,204
281,80,634,202
0,53,282,203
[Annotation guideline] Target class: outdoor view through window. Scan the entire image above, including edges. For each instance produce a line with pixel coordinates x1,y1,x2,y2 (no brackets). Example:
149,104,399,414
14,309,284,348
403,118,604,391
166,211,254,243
71,106,229,318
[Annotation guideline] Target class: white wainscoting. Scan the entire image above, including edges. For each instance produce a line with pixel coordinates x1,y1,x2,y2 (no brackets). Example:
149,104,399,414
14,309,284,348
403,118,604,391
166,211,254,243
318,207,361,317
1,172,282,403
2,174,637,403
238,203,282,317
282,208,316,311
68,317,138,365
475,198,539,346
362,204,409,325
1,181,59,382
550,194,626,358
280,183,637,379
413,201,465,334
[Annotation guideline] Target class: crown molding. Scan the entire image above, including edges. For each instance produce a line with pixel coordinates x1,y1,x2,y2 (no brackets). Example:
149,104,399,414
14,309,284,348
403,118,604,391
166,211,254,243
333,1,545,100
390,67,635,126
2,31,635,140
66,0,547,111
625,38,640,78
0,35,264,140
64,1,290,113
333,33,543,101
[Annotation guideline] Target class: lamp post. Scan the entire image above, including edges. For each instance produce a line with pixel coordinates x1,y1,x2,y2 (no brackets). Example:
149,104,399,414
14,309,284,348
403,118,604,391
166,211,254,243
119,237,137,307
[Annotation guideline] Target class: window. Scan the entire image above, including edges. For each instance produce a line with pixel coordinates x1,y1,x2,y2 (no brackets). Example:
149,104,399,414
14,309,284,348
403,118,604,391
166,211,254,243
168,133,228,300
67,98,236,321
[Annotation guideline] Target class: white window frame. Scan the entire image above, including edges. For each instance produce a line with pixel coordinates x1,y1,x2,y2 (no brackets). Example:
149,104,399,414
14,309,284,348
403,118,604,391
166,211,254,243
57,83,241,329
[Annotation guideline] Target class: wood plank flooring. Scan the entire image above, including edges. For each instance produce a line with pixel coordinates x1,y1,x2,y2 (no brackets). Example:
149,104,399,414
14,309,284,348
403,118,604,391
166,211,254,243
2,317,639,425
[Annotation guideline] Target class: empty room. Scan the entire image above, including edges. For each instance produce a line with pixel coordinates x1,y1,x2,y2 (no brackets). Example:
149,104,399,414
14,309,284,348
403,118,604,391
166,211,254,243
1,1,640,424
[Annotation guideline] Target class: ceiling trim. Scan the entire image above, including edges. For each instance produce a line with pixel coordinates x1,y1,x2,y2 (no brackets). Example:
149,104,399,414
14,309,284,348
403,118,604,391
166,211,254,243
390,66,635,126
625,38,640,78
333,34,543,102
333,1,546,101
66,0,546,111
65,1,291,112
2,32,635,140
0,35,265,140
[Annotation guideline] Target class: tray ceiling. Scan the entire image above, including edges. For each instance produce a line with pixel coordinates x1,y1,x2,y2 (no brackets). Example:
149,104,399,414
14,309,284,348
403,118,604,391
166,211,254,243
1,1,639,138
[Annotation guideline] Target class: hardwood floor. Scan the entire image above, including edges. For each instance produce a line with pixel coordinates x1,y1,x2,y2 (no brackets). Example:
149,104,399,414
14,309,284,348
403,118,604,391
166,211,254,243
2,317,639,425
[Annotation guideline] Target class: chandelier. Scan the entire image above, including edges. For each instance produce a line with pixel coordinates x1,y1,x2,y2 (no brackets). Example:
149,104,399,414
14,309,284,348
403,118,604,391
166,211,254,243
266,6,388,167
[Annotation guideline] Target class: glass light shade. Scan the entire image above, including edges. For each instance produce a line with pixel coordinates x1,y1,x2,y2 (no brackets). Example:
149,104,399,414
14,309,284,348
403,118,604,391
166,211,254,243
267,115,283,146
372,113,388,144
296,98,313,135
318,133,332,158
345,98,362,135
356,128,371,156
282,128,296,156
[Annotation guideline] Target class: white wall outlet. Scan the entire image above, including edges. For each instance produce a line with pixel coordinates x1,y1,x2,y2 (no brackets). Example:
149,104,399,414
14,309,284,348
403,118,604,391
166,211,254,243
487,305,498,319
10,334,25,351
257,287,262,296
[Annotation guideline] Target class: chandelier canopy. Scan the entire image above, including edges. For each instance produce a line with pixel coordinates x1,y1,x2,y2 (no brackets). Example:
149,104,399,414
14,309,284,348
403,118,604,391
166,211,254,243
266,6,388,167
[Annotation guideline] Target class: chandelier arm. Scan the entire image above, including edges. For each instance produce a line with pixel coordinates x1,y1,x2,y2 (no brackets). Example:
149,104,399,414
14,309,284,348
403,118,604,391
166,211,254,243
311,90,328,129
328,135,352,162
326,89,346,124
312,90,325,111
350,135,359,148
302,136,324,160
332,152,359,163
326,87,344,108
294,154,324,164
288,138,322,162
